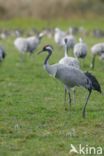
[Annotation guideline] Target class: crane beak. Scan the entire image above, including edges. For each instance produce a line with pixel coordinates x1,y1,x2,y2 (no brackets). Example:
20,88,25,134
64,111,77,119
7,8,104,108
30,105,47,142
37,50,43,55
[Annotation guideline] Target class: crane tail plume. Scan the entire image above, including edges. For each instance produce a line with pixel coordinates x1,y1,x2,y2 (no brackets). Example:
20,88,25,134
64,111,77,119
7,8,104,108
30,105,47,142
85,72,102,93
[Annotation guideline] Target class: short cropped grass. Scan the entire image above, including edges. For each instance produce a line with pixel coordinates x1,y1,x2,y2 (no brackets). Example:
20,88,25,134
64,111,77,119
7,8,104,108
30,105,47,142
0,18,104,156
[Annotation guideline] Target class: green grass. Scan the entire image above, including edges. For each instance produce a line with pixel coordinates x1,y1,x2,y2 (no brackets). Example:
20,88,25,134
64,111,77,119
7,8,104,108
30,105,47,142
0,17,104,30
0,19,104,156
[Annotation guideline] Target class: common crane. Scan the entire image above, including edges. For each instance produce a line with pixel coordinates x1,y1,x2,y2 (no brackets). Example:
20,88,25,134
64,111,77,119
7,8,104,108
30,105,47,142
59,38,80,106
65,32,76,51
90,43,104,69
38,45,101,118
54,28,65,47
59,38,79,68
54,28,76,51
73,38,87,64
14,32,45,61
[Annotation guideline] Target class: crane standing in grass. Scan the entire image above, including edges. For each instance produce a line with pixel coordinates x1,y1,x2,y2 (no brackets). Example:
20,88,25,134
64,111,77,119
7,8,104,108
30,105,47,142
90,43,104,69
59,38,80,69
54,28,65,47
64,33,76,51
59,38,80,106
14,32,45,61
38,45,101,118
54,28,76,51
73,38,87,65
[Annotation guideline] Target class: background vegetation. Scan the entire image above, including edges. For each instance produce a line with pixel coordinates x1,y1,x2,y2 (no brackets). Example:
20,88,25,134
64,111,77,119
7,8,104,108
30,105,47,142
0,0,104,19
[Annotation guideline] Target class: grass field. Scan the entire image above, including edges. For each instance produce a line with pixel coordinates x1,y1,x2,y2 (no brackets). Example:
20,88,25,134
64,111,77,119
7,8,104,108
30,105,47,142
0,18,104,156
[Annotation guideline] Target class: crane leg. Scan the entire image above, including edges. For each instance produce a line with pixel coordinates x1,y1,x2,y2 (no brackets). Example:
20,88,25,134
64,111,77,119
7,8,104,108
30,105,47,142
68,91,71,110
19,53,24,63
72,87,76,104
64,88,67,110
29,52,34,61
80,58,84,67
90,55,95,69
82,90,92,118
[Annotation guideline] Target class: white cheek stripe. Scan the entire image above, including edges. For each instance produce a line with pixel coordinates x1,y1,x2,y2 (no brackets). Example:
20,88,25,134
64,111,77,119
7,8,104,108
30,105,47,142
46,46,53,51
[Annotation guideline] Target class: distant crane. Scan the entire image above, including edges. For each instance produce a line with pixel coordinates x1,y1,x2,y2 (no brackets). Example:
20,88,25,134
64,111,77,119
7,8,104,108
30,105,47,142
59,38,80,105
38,45,101,118
54,27,76,51
54,28,65,47
65,33,76,51
73,38,87,63
59,38,79,68
0,47,6,62
90,43,104,69
14,32,45,61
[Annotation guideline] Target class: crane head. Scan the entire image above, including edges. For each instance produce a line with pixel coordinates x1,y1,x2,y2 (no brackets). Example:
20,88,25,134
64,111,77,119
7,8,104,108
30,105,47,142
39,31,46,39
64,38,68,44
38,45,53,54
79,37,83,43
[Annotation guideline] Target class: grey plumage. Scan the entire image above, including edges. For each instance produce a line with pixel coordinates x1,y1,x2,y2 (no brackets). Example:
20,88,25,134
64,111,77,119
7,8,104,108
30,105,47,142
14,32,45,61
38,45,101,118
54,28,76,50
90,43,104,69
64,34,76,50
59,38,80,68
0,47,6,62
54,28,65,46
14,33,43,54
74,38,87,59
59,38,80,106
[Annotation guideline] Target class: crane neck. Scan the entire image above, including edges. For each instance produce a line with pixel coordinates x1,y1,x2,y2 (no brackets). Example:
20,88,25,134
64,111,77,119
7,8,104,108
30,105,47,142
44,50,52,65
64,43,68,57
79,38,83,43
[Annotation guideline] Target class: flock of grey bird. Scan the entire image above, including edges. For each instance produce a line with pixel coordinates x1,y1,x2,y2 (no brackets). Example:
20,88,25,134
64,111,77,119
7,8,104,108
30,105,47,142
0,26,103,118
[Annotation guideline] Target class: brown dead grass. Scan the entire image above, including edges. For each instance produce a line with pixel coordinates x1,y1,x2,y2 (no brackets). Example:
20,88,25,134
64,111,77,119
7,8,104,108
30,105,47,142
0,0,104,19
